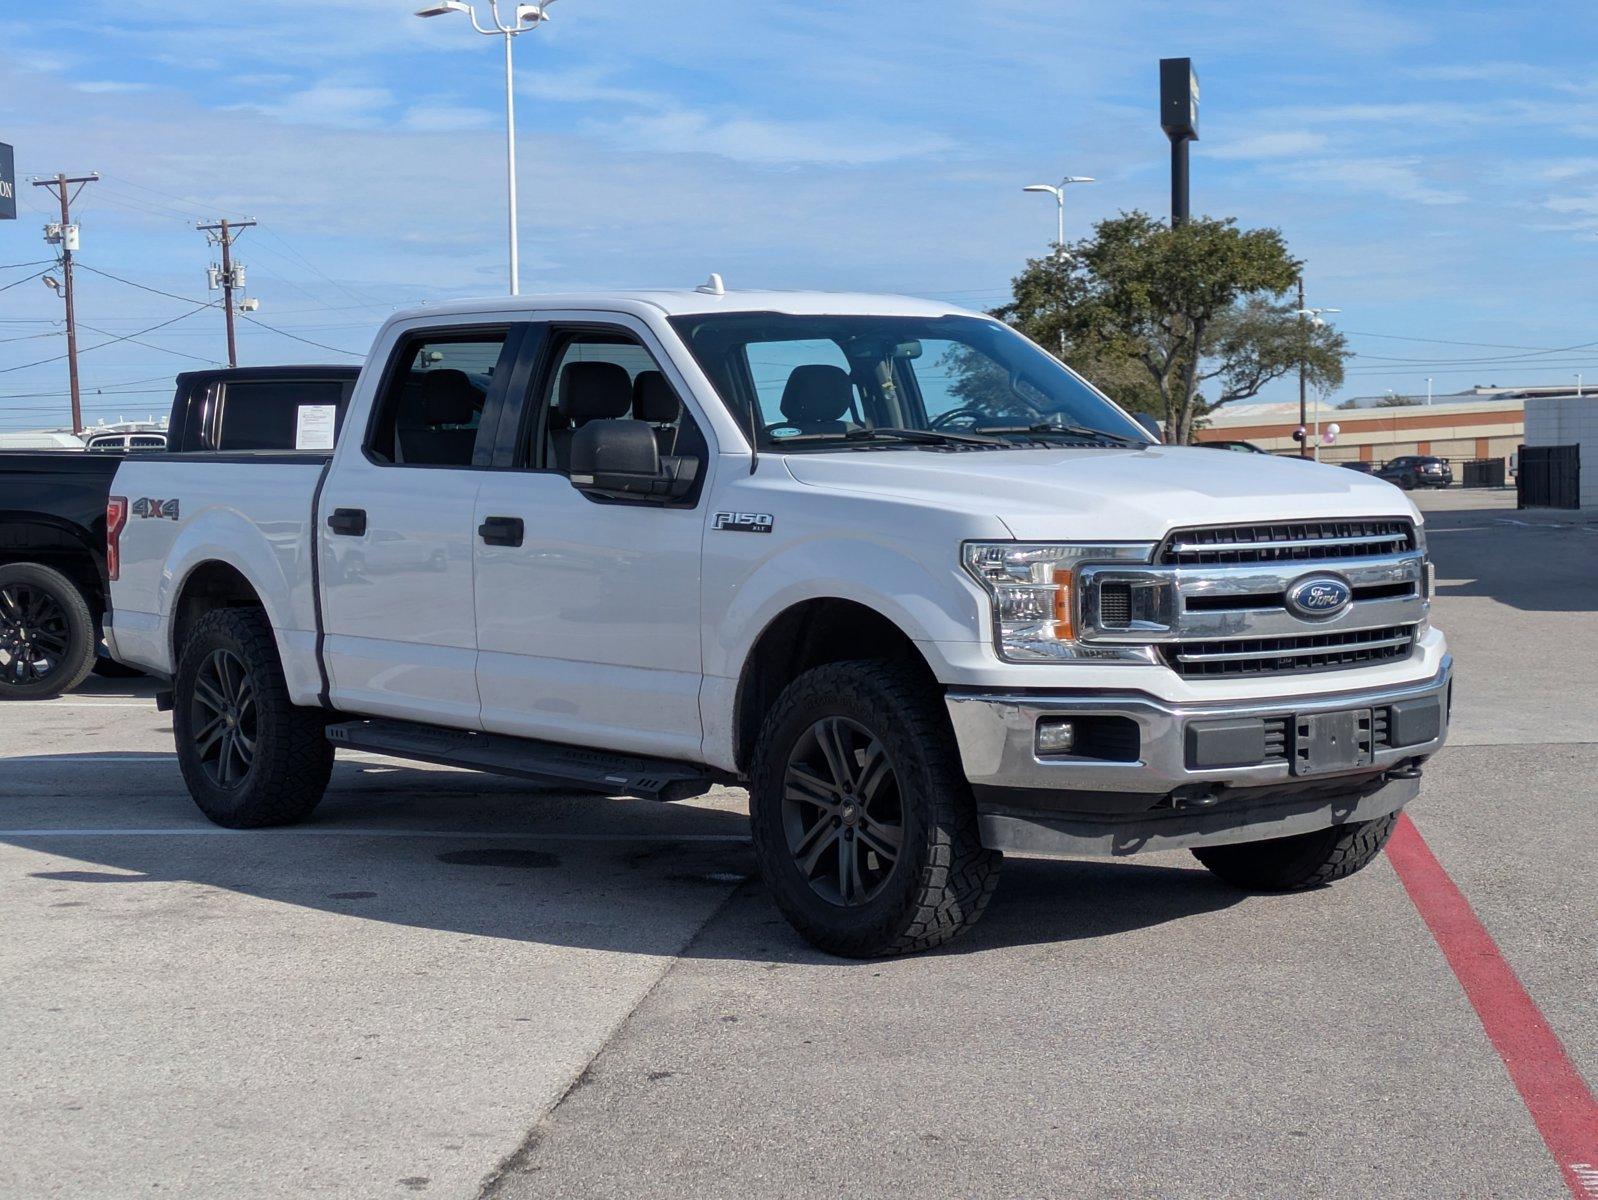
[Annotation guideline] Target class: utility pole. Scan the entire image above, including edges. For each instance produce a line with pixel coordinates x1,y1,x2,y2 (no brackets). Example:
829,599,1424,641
1297,276,1308,458
197,218,256,367
32,173,97,434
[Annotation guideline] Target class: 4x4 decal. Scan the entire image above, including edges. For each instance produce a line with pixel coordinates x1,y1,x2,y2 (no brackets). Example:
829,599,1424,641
132,498,180,521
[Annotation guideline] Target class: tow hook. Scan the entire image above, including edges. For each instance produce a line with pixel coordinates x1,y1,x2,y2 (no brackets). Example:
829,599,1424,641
1387,760,1424,781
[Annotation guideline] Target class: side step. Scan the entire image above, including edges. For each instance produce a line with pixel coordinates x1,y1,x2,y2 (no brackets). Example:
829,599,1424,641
325,718,714,802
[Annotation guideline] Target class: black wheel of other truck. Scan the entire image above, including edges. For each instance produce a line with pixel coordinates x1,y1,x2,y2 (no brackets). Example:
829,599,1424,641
173,607,333,828
0,563,96,702
1192,813,1399,892
748,660,1001,958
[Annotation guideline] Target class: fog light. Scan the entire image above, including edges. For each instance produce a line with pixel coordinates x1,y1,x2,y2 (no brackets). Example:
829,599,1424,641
1035,718,1076,756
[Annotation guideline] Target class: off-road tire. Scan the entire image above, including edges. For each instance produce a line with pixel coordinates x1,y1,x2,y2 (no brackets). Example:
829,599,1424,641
1192,812,1398,891
748,660,1001,958
173,607,333,828
0,562,97,701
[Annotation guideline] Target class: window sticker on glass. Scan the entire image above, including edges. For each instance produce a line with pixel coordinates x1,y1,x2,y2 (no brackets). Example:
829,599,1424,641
295,404,337,450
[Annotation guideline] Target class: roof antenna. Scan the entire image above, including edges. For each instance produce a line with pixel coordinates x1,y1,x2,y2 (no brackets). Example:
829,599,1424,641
696,272,725,296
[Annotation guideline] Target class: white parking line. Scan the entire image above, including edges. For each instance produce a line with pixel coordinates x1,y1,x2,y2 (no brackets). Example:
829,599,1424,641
0,828,750,842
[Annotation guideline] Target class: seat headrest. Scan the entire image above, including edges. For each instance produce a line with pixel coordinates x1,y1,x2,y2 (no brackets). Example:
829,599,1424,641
558,361,634,424
780,364,854,425
632,371,680,424
419,369,480,427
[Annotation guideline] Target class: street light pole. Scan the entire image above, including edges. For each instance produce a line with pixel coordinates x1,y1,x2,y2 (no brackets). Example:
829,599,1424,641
1426,377,1433,406
416,0,561,296
1293,300,1341,461
1022,176,1094,254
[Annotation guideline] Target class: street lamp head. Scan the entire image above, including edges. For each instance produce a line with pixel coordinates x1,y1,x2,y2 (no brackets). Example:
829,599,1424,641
514,3,549,24
415,1,469,17
1061,176,1095,185
42,275,60,292
1022,184,1059,195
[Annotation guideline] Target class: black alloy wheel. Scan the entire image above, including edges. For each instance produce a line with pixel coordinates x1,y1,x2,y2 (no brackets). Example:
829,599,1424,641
0,582,72,688
190,647,258,788
782,716,905,907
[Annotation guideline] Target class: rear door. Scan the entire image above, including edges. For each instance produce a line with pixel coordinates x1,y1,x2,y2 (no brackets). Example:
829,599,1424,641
318,324,522,728
470,318,711,760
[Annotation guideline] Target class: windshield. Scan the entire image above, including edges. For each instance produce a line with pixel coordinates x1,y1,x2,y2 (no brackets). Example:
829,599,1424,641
667,313,1150,451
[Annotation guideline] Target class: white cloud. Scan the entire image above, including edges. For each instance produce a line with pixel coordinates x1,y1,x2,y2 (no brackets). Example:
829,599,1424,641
235,84,396,129
1282,158,1467,207
606,110,955,167
403,104,496,133
1210,132,1329,161
75,80,152,94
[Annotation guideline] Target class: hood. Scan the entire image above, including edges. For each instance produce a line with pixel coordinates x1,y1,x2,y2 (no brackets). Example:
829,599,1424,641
781,445,1420,541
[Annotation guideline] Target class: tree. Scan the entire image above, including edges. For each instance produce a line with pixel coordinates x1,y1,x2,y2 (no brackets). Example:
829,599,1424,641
994,212,1350,443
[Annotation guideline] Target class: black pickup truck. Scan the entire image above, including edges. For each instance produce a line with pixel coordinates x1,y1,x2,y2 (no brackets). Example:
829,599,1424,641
0,365,358,700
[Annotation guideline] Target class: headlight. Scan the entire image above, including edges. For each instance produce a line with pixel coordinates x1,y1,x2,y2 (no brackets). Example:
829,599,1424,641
962,542,1155,663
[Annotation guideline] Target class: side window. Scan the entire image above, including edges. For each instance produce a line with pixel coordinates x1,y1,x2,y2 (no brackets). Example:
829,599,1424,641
367,331,508,467
743,339,863,433
534,332,699,473
215,379,349,451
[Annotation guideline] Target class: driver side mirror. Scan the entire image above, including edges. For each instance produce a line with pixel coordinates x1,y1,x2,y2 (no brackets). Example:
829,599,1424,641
570,420,697,502
1133,413,1163,443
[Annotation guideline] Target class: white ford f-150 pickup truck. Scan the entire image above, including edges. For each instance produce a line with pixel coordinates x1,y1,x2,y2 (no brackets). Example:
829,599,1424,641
106,289,1451,956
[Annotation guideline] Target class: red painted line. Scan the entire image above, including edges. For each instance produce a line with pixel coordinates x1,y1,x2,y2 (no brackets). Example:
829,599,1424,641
1387,813,1598,1199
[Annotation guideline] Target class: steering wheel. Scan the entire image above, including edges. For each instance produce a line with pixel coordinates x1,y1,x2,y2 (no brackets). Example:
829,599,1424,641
929,407,990,431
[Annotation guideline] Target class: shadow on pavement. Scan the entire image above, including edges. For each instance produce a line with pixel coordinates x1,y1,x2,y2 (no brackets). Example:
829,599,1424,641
3,753,1244,960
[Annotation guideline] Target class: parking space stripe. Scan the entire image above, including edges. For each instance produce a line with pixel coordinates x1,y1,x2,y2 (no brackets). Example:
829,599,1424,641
1388,814,1598,1199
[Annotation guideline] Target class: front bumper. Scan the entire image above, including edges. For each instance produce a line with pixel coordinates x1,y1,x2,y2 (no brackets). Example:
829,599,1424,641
945,657,1451,857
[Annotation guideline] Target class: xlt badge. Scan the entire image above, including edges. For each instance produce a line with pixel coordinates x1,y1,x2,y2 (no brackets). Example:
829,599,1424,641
713,511,773,534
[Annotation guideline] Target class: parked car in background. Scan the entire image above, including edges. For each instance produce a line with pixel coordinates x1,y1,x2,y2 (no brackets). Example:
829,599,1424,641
1339,461,1376,474
107,290,1450,957
1202,439,1271,454
0,365,357,700
1377,455,1452,490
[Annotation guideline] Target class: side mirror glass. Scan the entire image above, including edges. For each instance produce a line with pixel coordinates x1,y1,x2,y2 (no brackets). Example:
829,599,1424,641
570,420,696,501
1133,413,1163,443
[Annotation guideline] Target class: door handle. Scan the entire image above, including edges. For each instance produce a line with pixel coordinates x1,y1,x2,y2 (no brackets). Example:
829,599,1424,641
327,508,366,536
478,516,524,547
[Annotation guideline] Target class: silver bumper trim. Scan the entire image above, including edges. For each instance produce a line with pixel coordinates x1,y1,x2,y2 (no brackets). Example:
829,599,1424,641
944,656,1452,795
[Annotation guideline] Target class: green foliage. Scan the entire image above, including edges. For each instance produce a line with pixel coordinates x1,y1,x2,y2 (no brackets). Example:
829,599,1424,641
993,212,1350,443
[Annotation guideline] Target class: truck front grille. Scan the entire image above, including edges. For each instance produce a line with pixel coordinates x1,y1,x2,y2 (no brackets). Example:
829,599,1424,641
1158,519,1416,566
1163,625,1416,678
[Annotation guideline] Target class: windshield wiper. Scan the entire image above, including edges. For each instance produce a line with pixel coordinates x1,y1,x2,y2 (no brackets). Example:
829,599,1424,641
845,425,1009,447
773,426,1008,448
977,421,1145,446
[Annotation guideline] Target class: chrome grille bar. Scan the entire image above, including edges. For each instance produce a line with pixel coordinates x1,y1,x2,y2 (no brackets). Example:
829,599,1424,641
1173,633,1413,664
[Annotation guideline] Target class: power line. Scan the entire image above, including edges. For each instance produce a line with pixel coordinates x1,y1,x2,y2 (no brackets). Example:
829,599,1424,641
238,314,362,357
0,268,53,294
75,320,224,366
72,261,218,308
0,305,212,375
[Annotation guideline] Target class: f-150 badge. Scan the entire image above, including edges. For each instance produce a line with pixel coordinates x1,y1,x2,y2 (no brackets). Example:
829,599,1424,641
132,498,180,521
713,511,773,533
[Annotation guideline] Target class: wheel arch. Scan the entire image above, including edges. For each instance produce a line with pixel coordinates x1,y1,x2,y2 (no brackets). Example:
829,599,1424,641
169,559,269,668
730,596,939,777
0,516,105,619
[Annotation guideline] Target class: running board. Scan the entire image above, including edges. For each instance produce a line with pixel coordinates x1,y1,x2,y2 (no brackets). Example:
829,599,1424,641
325,718,714,802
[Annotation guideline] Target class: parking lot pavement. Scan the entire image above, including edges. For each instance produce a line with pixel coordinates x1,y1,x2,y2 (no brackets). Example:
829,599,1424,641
2,486,1594,1199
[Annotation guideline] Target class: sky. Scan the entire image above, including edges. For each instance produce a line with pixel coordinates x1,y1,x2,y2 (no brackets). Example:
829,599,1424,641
3,0,1598,430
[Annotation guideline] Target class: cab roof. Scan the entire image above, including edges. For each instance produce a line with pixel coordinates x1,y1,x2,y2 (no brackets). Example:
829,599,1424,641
386,289,984,325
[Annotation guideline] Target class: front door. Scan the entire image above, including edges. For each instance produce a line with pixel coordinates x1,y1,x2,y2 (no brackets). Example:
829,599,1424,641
319,324,518,728
472,321,709,760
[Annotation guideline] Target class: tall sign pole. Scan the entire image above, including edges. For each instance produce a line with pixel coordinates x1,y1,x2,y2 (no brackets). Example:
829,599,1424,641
1159,58,1199,225
0,143,17,221
32,172,98,434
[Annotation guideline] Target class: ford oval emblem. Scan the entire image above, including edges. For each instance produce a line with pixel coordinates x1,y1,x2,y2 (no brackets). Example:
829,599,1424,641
1285,573,1353,619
